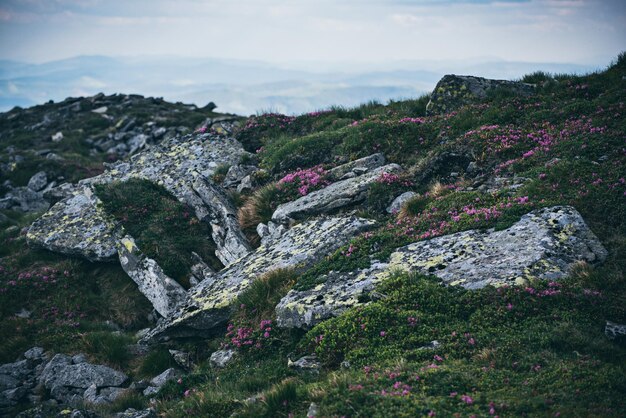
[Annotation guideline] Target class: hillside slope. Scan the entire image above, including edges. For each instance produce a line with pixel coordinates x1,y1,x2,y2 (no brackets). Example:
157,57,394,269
0,54,624,417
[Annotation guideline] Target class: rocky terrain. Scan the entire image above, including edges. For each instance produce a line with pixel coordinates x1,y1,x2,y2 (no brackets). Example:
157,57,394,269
0,54,625,417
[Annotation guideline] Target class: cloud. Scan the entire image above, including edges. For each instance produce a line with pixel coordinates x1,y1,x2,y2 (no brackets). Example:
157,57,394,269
0,0,623,66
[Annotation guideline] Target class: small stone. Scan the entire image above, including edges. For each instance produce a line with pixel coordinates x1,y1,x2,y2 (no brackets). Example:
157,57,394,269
150,368,181,388
27,171,48,191
605,320,626,340
51,132,64,142
168,350,194,370
417,340,441,350
288,355,320,371
307,402,319,417
386,192,417,214
210,349,235,368
15,308,31,319
91,106,108,114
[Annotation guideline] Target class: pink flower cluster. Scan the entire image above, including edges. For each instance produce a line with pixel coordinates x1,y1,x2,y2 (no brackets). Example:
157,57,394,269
278,166,329,196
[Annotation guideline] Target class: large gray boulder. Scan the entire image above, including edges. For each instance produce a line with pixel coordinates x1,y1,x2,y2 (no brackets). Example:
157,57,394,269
426,74,535,115
271,164,401,223
39,354,128,405
142,216,376,342
28,133,253,266
276,206,606,328
42,358,128,389
117,236,187,317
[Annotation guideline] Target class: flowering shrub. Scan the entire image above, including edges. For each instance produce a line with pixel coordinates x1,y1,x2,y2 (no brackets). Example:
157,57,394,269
277,165,330,198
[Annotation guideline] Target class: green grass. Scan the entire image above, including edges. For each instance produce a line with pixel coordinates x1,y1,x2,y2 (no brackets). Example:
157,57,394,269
95,178,223,287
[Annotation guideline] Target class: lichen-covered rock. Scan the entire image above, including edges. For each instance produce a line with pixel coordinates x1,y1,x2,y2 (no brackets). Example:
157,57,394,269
327,153,386,181
142,216,376,342
27,187,119,261
276,206,606,328
117,236,187,317
271,164,401,223
28,133,253,266
426,74,535,115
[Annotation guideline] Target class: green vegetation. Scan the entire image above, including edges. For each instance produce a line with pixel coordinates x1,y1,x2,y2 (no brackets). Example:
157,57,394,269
95,178,223,287
0,213,152,365
1,55,625,417
156,54,626,417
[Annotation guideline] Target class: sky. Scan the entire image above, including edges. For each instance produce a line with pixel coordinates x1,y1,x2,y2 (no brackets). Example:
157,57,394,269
0,0,624,68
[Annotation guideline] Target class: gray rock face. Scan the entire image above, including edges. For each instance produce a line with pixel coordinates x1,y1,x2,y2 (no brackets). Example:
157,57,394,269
142,216,376,342
27,171,48,191
426,74,535,115
276,206,606,328
117,235,187,317
45,361,128,389
210,349,236,368
386,192,417,214
327,153,386,181
222,165,258,189
38,353,128,405
271,164,402,223
0,187,50,213
28,133,253,266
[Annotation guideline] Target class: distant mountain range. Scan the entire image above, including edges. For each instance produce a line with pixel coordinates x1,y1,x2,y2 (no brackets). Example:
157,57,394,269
0,55,600,115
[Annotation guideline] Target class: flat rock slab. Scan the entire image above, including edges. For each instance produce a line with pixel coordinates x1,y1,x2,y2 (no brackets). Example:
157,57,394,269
426,74,535,115
276,206,606,328
118,236,187,317
142,216,376,342
271,164,401,223
27,187,117,261
28,133,252,265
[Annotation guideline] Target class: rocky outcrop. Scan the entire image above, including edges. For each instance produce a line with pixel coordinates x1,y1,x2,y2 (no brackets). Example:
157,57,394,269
40,354,128,405
426,75,535,115
117,236,187,317
276,206,607,328
0,347,132,412
142,216,376,342
271,164,402,223
27,133,253,266
0,348,48,411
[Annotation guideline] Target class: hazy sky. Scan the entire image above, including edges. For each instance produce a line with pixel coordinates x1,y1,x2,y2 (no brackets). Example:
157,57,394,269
0,0,624,67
